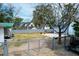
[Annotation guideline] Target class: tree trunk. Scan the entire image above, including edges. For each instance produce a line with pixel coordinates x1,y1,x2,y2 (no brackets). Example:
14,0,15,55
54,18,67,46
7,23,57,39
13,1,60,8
58,27,62,44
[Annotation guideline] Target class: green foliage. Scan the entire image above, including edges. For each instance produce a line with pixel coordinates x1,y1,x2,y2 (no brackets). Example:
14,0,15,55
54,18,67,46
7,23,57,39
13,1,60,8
0,4,23,29
13,17,23,29
0,4,15,23
73,21,79,37
32,4,55,29
14,17,23,23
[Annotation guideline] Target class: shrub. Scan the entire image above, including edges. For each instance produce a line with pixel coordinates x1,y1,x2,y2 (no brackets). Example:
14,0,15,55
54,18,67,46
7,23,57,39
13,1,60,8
73,21,79,37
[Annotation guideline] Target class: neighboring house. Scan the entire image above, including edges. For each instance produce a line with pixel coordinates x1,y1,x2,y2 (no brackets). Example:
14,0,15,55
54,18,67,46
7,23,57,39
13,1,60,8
44,25,50,29
19,22,30,28
20,22,50,30
19,22,37,29
15,21,75,35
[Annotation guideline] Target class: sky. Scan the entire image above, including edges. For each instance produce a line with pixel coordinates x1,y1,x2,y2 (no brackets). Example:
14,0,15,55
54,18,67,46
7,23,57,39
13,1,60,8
13,3,38,22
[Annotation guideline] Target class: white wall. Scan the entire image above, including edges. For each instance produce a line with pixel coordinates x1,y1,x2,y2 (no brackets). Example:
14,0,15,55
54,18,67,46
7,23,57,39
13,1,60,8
0,27,4,42
68,22,75,35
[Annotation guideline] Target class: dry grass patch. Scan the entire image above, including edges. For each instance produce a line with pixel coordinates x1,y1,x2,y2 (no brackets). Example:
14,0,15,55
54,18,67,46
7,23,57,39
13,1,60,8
8,33,46,47
12,33,45,41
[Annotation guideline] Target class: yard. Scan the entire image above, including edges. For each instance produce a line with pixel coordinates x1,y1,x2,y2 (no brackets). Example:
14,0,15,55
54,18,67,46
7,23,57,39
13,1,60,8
0,3,79,56
4,33,77,56
0,33,78,56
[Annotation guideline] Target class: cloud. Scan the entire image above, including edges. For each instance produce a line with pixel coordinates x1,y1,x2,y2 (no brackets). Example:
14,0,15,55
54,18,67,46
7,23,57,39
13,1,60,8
13,3,37,22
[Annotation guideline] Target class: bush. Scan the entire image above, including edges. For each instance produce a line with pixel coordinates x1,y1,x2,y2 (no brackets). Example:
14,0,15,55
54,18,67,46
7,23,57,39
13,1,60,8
73,21,79,37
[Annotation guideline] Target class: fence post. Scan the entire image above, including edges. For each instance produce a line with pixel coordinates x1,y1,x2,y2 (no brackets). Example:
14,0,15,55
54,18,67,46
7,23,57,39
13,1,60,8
3,39,8,56
64,36,67,49
27,40,30,55
51,37,55,50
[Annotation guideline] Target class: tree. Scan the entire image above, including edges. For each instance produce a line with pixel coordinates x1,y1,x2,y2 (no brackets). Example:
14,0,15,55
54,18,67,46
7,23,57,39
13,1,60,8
0,3,23,30
0,3,21,23
51,3,79,44
32,4,55,29
14,17,23,23
73,20,79,37
13,17,23,29
32,3,79,44
0,3,15,22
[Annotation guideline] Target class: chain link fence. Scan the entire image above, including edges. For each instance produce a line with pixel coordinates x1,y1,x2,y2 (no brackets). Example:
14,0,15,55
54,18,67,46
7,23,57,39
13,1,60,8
7,38,54,56
0,36,77,56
